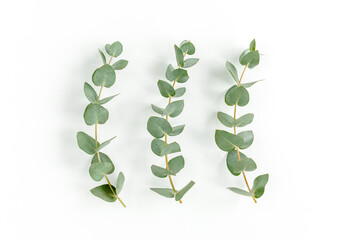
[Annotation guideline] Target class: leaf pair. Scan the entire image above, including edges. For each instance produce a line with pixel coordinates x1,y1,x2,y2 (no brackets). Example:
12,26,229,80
228,174,269,198
214,130,254,152
217,112,254,128
147,116,185,138
226,150,257,176
151,155,185,178
150,180,195,201
84,82,119,104
151,101,184,118
90,172,125,202
76,132,116,155
151,139,181,157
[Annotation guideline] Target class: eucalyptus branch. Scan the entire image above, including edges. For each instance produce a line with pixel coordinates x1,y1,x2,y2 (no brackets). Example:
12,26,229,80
76,41,128,206
215,39,269,202
147,40,198,203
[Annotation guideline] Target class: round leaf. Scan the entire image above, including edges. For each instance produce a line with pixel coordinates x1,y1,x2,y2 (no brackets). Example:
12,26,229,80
147,116,172,138
163,100,184,118
84,103,109,125
92,64,116,88
226,150,248,176
232,157,257,173
91,152,115,172
180,41,195,55
169,69,189,83
89,162,114,181
225,85,249,106
237,130,254,149
157,80,175,98
151,139,165,156
105,41,123,57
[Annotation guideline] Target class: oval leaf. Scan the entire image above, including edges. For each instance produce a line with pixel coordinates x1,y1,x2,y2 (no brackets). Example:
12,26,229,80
228,187,253,196
112,59,128,70
116,172,125,194
157,80,175,98
151,165,175,178
226,61,239,83
168,125,185,136
91,152,115,172
234,113,254,127
174,45,184,67
217,112,234,128
163,100,184,118
237,131,254,149
226,150,248,176
174,87,186,98
90,184,117,202
150,188,175,198
89,162,114,181
84,82,98,103
215,130,244,152
162,142,181,156
169,69,189,83
76,131,99,155
232,157,257,173
151,104,165,115
251,174,269,198
147,116,172,138
168,155,185,174
165,64,174,80
180,41,195,55
151,139,165,156
183,58,199,68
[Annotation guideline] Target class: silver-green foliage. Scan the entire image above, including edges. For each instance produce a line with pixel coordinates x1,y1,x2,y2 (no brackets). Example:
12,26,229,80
215,39,269,201
76,41,128,206
147,40,198,203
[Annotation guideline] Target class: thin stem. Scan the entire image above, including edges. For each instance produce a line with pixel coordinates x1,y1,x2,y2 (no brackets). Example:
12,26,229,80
94,82,126,207
234,64,256,203
109,54,114,65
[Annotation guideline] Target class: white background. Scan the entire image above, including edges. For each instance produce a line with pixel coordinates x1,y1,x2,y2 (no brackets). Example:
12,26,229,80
1,0,359,239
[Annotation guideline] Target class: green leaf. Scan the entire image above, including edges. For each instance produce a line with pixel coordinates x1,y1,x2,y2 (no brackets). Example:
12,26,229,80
157,80,176,98
116,172,125,194
168,125,185,136
226,61,239,83
92,64,116,88
97,136,116,152
241,80,263,88
232,157,257,174
91,152,114,173
90,184,117,202
217,112,234,128
175,181,195,201
112,59,128,70
217,112,254,128
225,85,250,106
183,58,199,68
76,131,99,155
234,113,254,127
147,116,172,138
99,94,119,105
163,100,184,118
105,41,123,57
174,87,186,98
151,104,165,115
165,64,174,80
151,165,175,178
237,130,254,149
250,39,256,51
84,103,109,125
168,155,185,174
84,82,98,103
151,139,165,156
98,49,106,64
239,49,249,64
215,130,244,152
150,188,175,198
251,174,269,198
226,150,248,176
169,69,189,83
162,142,181,156
239,50,260,69
174,45,184,67
89,162,114,181
180,41,195,55
227,187,253,196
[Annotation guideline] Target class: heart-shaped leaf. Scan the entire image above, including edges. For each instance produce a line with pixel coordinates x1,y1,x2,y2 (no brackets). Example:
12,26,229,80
151,165,175,178
116,172,125,194
174,87,186,98
232,157,257,173
239,50,260,69
170,69,189,83
89,161,114,181
84,82,98,103
226,61,239,83
180,41,195,55
226,150,248,176
157,80,175,98
150,188,175,198
112,59,128,70
225,85,249,106
105,41,123,57
237,131,254,149
227,187,253,196
92,64,116,88
215,130,244,152
84,103,109,125
76,131,99,155
175,181,195,201
91,152,114,172
147,116,172,138
163,100,184,117
90,184,117,202
168,155,185,174
174,45,184,67
183,58,199,68
251,174,269,198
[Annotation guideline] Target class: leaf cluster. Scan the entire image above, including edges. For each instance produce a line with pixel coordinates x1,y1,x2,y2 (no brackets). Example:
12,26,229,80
147,40,199,202
76,42,127,204
215,39,269,200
